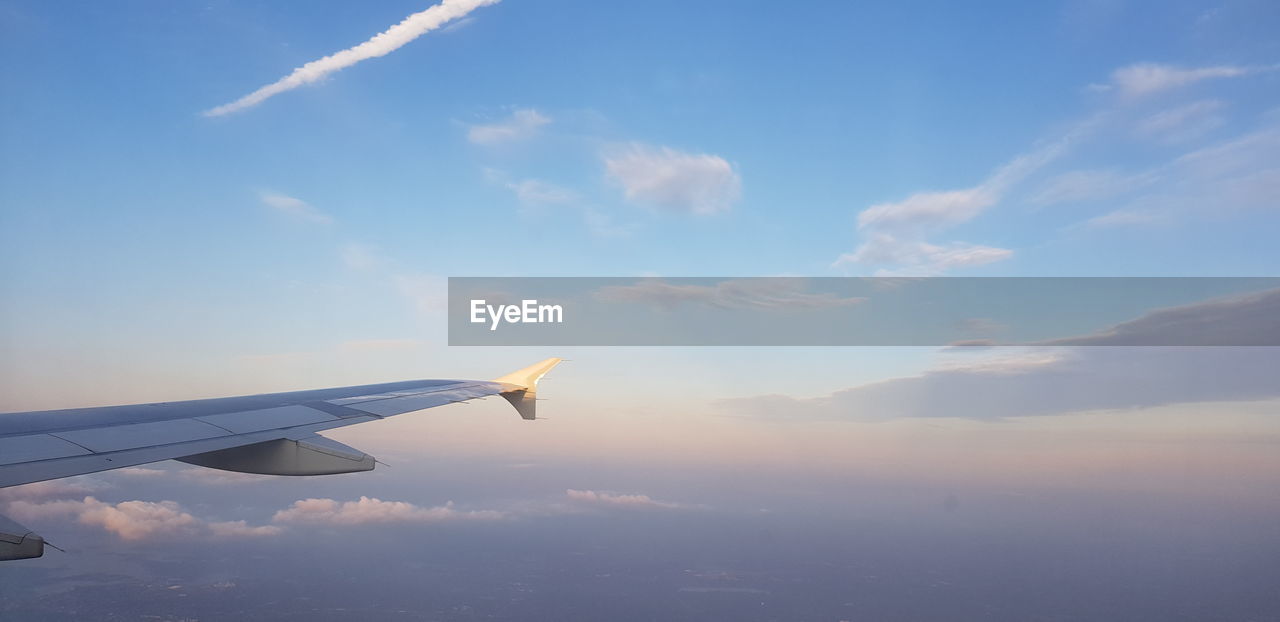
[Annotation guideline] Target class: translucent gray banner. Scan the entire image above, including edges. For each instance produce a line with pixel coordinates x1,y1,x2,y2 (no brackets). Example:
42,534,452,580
448,277,1280,346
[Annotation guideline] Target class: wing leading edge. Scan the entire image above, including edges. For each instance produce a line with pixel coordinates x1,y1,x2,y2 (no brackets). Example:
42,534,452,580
0,358,562,560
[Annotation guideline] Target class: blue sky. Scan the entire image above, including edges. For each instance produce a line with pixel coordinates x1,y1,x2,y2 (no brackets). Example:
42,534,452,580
0,0,1278,406
2,4,1280,615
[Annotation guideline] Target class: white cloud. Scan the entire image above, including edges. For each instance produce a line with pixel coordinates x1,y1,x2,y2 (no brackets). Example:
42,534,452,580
272,496,505,525
838,120,1093,274
834,234,1012,276
261,193,333,225
486,170,577,206
483,169,633,237
208,520,283,537
468,109,551,145
1172,126,1280,182
204,0,500,117
1070,125,1280,228
928,349,1069,375
604,144,741,215
1082,208,1162,228
1032,169,1157,207
1,470,283,542
856,187,996,231
857,128,1083,233
565,489,681,509
1108,63,1253,99
8,497,198,540
0,478,102,502
1134,100,1226,143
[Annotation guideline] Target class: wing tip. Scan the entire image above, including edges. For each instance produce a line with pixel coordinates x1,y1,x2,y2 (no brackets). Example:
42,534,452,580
494,358,563,420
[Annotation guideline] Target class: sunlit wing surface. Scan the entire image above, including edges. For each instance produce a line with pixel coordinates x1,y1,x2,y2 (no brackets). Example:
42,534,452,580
0,358,561,560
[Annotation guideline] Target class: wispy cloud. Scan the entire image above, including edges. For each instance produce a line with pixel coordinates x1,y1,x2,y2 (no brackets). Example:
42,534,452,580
483,168,633,237
261,192,333,224
1070,124,1280,228
484,169,577,206
834,234,1012,275
857,126,1087,233
1134,100,1226,143
272,496,505,525
1080,208,1163,228
604,144,741,215
565,489,682,509
1031,169,1157,207
836,120,1096,275
203,0,500,117
468,108,551,145
341,243,388,270
1102,62,1258,99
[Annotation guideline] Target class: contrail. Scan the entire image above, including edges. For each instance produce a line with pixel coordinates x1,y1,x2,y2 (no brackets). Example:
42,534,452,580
203,0,500,117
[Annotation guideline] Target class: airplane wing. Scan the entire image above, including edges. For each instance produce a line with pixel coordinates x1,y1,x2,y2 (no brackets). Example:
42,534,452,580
0,357,561,560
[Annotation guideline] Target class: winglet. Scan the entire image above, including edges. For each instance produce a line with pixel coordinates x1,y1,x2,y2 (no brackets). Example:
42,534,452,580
494,358,562,420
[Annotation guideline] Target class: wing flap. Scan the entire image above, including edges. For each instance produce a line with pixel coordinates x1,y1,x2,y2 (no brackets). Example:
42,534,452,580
0,416,380,488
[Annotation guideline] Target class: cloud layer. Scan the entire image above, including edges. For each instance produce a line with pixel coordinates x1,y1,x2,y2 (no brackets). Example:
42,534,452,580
5,496,280,540
1,478,691,544
719,290,1280,420
720,346,1280,421
204,0,500,116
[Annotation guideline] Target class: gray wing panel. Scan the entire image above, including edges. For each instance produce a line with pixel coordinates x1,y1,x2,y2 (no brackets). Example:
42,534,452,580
0,380,507,488
0,435,92,466
53,419,231,453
